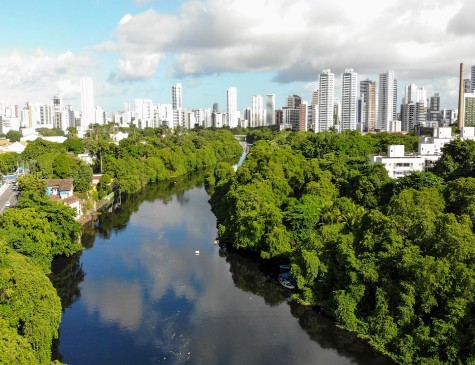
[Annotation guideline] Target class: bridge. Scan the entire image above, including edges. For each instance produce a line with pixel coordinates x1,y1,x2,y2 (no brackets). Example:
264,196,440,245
234,135,247,141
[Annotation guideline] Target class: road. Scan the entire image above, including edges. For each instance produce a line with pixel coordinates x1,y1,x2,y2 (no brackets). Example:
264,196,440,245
0,183,18,213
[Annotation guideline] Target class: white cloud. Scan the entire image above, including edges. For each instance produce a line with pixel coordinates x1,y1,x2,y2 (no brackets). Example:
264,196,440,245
0,50,92,104
103,0,475,95
112,53,164,82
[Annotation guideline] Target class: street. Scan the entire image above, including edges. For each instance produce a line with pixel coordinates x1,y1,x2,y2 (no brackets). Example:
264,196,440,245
0,183,18,213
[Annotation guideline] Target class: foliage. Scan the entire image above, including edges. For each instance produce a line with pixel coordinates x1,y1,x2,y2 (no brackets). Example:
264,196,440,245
6,130,22,142
0,243,62,364
0,152,20,175
22,138,65,162
99,128,242,195
433,139,475,180
208,129,475,364
35,128,65,137
62,137,84,155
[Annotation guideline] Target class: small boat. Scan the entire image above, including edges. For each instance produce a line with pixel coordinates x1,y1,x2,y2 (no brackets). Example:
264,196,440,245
278,272,295,290
279,264,291,271
214,238,219,245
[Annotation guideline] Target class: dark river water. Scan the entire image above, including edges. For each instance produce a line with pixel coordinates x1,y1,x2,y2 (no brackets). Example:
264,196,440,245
51,173,395,365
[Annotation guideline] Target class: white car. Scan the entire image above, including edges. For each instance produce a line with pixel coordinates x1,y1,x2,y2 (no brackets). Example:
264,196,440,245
5,202,10,208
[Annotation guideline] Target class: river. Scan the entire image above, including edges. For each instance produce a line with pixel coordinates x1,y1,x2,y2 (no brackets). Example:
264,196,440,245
51,172,395,365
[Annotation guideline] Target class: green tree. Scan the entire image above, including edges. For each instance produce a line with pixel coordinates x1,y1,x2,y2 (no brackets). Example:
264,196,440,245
0,243,62,364
73,162,93,193
5,130,22,142
16,174,47,194
433,139,475,179
63,137,84,155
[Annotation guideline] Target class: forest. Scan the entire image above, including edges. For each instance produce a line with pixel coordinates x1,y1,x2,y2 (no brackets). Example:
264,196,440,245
207,129,475,364
0,126,242,364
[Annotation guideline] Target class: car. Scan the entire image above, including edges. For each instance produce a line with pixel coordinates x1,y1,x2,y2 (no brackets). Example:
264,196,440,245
5,202,10,208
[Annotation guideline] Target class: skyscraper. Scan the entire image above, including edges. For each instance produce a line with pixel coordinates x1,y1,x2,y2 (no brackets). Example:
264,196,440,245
360,79,376,131
471,65,475,93
80,76,95,131
428,93,441,121
251,95,264,127
403,84,427,106
378,71,397,131
341,69,358,131
286,95,301,109
265,94,276,126
227,87,238,128
317,69,335,132
172,83,182,109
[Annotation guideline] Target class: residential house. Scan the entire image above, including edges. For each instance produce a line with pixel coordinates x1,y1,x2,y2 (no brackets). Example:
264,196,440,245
46,178,74,199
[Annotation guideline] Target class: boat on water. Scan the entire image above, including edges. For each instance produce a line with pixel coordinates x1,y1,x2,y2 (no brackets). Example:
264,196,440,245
279,264,291,271
278,272,295,290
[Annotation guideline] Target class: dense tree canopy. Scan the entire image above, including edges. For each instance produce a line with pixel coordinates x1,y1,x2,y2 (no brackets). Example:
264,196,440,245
208,129,475,364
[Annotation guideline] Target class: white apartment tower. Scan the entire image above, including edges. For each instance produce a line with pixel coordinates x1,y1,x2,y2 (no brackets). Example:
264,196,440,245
80,76,95,131
265,94,276,126
378,71,398,131
360,79,376,132
317,69,335,132
403,84,427,106
251,95,265,127
471,66,475,93
227,87,238,128
172,83,182,109
341,69,358,131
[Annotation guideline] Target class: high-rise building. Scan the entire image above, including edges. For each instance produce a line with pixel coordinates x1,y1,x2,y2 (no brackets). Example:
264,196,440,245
464,79,471,94
298,102,308,131
172,83,182,109
227,87,238,128
265,94,276,126
465,93,475,127
402,102,426,131
310,90,318,131
357,96,365,131
471,66,475,93
403,84,427,106
251,95,264,127
282,107,300,131
53,94,62,111
428,93,441,121
360,79,376,132
317,69,335,132
135,99,153,120
286,95,302,109
341,69,358,131
80,76,95,131
378,71,397,131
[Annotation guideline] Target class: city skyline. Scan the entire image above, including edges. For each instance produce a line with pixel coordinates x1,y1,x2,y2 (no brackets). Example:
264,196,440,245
1,0,475,112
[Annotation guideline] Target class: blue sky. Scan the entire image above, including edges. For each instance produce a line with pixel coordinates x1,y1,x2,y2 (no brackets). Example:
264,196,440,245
1,0,475,113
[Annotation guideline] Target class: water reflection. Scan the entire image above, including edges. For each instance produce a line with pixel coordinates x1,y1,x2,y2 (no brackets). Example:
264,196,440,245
53,171,394,365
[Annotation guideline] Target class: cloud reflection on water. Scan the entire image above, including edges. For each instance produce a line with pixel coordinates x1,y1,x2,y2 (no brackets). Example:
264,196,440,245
77,186,392,365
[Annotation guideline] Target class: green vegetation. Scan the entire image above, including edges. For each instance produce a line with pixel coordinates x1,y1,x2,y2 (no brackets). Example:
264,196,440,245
208,130,475,364
5,130,22,142
0,175,80,364
95,127,243,195
0,127,242,363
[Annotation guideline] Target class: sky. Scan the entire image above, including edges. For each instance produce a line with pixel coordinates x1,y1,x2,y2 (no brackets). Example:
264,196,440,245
1,0,475,113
